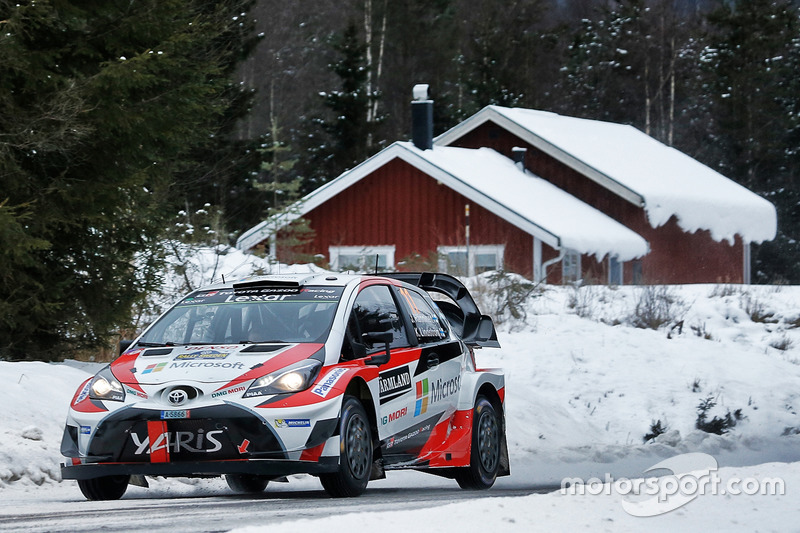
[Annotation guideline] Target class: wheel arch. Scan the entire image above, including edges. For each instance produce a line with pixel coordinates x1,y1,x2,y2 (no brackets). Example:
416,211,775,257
462,372,510,479
343,376,381,462
477,382,503,414
458,370,505,411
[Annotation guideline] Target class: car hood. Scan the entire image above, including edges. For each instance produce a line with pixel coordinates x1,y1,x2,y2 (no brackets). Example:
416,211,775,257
112,343,324,386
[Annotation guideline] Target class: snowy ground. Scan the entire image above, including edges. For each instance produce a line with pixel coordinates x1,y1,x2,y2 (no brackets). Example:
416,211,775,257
2,253,799,530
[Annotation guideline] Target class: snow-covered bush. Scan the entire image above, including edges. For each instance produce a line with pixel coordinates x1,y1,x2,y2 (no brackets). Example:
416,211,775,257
628,285,687,330
643,419,667,443
695,395,745,435
567,283,600,319
739,291,777,323
467,270,541,330
130,243,324,339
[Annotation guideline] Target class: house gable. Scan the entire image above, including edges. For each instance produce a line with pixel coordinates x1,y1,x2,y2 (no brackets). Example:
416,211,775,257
238,141,648,264
300,157,538,277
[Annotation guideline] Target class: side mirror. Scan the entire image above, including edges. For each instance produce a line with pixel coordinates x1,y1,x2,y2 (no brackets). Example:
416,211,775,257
119,339,134,356
363,331,392,366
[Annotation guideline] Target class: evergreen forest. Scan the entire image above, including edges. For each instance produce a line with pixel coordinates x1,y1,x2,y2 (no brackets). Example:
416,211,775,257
1,0,798,359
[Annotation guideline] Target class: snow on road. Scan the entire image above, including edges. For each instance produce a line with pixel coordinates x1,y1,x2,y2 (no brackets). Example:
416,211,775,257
2,280,800,531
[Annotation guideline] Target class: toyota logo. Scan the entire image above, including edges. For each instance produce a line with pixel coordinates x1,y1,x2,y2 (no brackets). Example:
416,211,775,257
168,389,189,406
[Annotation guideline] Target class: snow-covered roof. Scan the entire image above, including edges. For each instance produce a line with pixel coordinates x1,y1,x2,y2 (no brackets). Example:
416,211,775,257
238,141,649,261
434,106,778,244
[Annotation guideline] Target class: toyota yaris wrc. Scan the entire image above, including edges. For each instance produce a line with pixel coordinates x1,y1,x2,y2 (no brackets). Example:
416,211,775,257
61,272,508,500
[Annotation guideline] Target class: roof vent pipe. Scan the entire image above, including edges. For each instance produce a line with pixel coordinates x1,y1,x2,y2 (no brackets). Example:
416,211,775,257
511,146,527,171
411,84,433,150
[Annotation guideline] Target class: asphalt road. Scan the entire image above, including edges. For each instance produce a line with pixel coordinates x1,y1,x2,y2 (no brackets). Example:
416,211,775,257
0,480,552,533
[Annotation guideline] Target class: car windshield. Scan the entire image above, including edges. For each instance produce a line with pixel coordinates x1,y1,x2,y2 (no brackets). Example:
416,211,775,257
138,286,344,346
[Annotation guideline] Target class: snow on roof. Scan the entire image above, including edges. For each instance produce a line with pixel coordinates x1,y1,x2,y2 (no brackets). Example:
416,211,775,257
396,142,648,261
436,106,778,244
237,141,649,261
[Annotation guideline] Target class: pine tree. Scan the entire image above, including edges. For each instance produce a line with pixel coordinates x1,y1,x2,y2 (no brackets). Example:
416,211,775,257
457,0,552,115
557,1,649,124
254,115,316,265
556,0,701,145
0,0,256,359
302,21,383,190
702,0,800,282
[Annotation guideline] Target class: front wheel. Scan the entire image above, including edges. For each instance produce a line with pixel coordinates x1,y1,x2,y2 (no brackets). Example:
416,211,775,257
78,475,130,501
455,395,501,490
320,396,373,497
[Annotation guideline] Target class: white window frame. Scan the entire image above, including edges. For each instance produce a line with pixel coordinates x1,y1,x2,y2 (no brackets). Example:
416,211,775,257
743,243,751,285
437,244,505,277
562,249,581,284
609,255,623,285
329,245,396,272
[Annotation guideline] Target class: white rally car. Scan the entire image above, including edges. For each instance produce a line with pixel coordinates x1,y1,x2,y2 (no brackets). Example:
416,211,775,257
61,272,508,500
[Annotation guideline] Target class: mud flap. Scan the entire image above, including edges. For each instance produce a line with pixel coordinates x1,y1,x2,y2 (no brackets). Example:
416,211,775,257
370,458,386,480
498,429,511,477
130,475,149,488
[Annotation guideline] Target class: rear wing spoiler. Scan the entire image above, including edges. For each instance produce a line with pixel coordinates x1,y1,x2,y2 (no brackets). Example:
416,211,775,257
378,272,500,348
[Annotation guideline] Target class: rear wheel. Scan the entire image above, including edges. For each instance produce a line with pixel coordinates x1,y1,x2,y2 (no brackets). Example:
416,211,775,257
455,395,501,490
225,474,269,493
320,396,373,497
77,475,129,501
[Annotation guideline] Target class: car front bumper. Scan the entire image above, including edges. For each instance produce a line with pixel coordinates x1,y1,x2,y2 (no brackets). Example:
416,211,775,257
61,402,341,480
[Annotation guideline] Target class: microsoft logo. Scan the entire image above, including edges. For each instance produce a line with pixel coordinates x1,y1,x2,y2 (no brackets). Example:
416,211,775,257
142,363,167,374
414,379,429,416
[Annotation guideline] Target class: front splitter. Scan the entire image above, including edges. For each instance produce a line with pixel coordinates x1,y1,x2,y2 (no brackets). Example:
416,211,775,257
61,457,338,480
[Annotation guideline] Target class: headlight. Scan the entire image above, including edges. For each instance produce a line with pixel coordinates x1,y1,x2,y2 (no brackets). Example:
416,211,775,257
88,366,125,402
243,359,322,399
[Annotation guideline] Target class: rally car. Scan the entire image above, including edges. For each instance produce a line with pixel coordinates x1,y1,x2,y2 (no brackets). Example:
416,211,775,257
61,272,508,500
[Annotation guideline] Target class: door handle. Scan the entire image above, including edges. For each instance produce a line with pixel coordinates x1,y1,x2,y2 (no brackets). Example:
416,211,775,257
427,356,439,369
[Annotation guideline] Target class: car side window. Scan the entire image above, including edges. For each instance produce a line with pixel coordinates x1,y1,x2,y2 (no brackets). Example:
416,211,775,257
396,287,449,345
342,285,409,359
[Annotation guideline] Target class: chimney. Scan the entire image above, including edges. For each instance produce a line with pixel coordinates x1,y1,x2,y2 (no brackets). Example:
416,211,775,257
511,146,527,171
411,84,433,150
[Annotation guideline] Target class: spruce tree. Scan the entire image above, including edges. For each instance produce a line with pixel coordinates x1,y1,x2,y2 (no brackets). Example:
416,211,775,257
302,21,382,190
702,0,800,282
0,0,256,359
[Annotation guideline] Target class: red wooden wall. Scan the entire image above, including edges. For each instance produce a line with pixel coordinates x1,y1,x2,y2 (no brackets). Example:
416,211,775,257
450,121,744,284
285,158,538,278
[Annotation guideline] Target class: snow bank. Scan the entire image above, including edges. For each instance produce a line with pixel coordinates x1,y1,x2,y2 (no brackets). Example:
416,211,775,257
0,361,100,488
488,283,800,488
232,461,797,532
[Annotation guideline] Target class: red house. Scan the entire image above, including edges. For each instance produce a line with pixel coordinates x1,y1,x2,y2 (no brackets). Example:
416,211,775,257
238,91,776,285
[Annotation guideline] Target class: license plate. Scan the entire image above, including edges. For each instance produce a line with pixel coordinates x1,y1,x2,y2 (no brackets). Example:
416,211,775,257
160,410,190,419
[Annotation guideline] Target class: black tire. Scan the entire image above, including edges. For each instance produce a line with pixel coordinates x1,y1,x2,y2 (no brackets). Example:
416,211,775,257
320,396,373,497
226,474,270,493
77,475,130,501
455,395,501,490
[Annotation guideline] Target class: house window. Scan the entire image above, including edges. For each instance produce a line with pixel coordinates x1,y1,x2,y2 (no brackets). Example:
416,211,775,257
437,245,504,277
609,256,623,285
329,246,395,272
632,260,644,285
562,249,581,284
